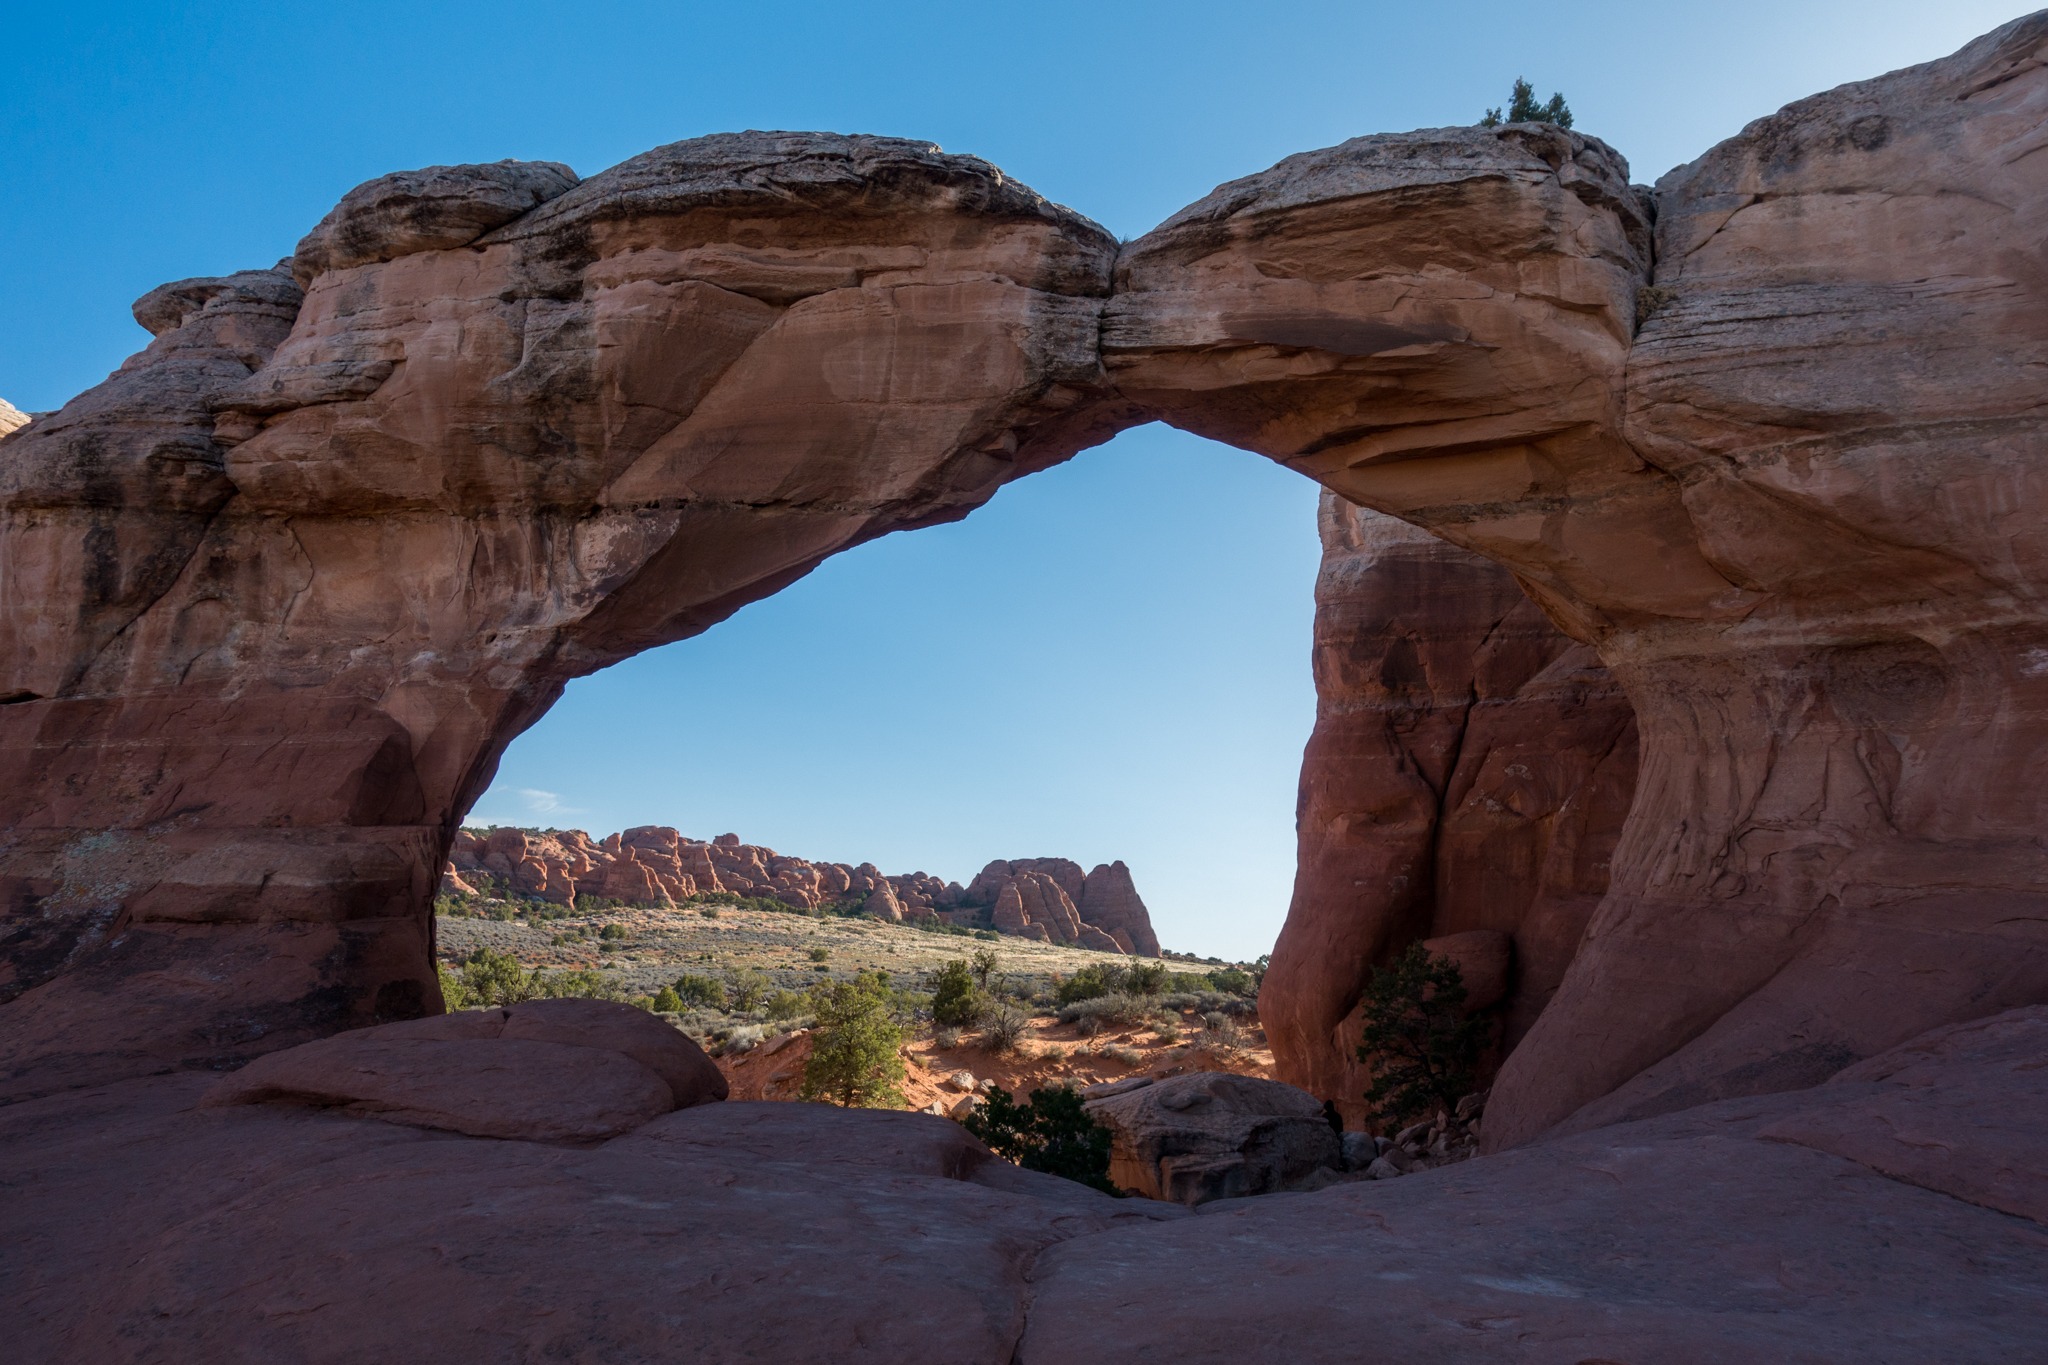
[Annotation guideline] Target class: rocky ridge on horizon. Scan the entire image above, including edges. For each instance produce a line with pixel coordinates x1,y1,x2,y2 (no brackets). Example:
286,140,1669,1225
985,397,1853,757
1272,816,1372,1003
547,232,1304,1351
443,826,1162,956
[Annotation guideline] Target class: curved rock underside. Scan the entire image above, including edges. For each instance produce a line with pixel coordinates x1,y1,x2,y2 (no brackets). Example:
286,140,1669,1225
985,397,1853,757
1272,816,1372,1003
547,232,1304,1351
4,17,2047,1172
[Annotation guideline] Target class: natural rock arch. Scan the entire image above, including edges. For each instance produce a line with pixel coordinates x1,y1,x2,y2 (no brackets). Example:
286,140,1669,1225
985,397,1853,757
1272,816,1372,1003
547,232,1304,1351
4,13,2046,1156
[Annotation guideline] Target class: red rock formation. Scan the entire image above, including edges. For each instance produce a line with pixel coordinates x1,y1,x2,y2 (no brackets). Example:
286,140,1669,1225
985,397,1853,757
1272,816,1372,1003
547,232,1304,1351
1263,496,1636,1125
4,16,2043,1154
0,135,1133,1098
963,857,1161,954
442,825,1162,951
1112,15,2048,1146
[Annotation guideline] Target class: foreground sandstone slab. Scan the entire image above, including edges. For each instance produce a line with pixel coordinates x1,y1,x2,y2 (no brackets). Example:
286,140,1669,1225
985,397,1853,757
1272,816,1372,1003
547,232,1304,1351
201,996,726,1140
5,1011,2045,1362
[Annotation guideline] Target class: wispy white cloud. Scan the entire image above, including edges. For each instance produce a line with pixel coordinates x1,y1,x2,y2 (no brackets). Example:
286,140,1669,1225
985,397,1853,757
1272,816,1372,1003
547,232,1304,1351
517,788,580,816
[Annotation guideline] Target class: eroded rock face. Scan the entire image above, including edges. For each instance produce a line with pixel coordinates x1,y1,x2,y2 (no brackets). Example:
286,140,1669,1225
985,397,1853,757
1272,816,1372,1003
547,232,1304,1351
0,134,1130,1099
1123,16,2048,1147
441,826,1161,951
1263,495,1636,1126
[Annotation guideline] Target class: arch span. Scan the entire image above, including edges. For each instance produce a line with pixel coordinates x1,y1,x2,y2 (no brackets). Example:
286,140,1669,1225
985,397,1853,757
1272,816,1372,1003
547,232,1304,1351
5,13,2048,1148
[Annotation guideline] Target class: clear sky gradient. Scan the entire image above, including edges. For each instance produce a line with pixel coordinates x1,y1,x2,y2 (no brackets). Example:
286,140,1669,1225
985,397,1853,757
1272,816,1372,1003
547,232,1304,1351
6,2,2028,957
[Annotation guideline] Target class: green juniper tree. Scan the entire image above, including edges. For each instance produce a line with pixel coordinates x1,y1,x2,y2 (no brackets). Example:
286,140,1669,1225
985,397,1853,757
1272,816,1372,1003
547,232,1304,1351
1479,78,1573,129
800,972,907,1108
1356,943,1489,1130
964,1085,1119,1194
929,959,986,1028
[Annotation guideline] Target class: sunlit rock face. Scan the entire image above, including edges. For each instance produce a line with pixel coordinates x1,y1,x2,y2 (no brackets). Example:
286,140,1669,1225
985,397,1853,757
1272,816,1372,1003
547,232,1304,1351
1113,14,2048,1149
0,133,1130,1099
1264,493,1637,1129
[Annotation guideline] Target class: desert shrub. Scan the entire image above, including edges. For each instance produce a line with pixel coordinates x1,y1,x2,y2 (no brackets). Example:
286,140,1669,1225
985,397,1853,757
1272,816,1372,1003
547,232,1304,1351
1478,78,1572,129
436,961,471,1009
1125,962,1168,996
973,929,1001,942
1150,1019,1181,1045
1202,1012,1244,1051
1103,1044,1143,1067
928,959,985,1029
1356,943,1487,1131
715,1023,766,1056
933,1025,963,1050
1054,963,1127,1006
1206,967,1255,997
1041,1045,1067,1062
1057,992,1155,1032
650,984,684,1013
599,922,628,941
457,946,541,1006
699,907,720,919
963,1085,1118,1195
671,972,727,1009
808,946,830,963
978,1001,1029,1054
534,968,630,1003
801,974,907,1108
970,947,1000,991
765,989,810,1022
727,967,770,1012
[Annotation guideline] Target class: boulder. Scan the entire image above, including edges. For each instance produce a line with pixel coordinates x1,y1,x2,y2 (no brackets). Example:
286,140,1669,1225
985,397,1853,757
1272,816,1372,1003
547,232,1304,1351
199,1032,675,1142
291,159,580,283
1082,1072,1341,1205
497,997,728,1108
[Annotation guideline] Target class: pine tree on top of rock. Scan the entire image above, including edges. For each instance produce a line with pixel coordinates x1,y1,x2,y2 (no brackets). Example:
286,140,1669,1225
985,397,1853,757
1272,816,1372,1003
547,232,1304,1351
1479,78,1573,129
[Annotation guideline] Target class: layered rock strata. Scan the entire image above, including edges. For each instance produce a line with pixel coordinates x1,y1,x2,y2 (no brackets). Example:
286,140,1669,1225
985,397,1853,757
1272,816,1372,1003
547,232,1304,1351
441,826,1161,954
1263,495,1636,1126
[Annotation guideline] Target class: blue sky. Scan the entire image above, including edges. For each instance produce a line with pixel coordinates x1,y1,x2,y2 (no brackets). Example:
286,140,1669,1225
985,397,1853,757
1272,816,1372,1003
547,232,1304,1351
6,1,2027,957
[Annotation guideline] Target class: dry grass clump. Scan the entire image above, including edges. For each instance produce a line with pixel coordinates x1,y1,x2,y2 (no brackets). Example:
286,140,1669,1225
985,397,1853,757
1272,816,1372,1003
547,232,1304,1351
978,1002,1029,1054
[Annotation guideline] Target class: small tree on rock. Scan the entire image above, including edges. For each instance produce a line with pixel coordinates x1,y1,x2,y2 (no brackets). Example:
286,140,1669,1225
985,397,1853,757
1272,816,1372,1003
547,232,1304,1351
1356,943,1488,1131
1479,78,1573,129
801,972,907,1108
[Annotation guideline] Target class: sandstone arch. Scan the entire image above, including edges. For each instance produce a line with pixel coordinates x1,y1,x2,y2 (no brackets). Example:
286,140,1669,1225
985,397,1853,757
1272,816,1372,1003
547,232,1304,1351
5,14,2047,1157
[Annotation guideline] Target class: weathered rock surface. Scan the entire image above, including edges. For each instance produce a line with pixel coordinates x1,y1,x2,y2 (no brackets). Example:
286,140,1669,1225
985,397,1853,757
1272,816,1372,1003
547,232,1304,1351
1082,1071,1341,1204
1019,1015,2048,1363
0,400,29,438
200,996,725,1139
1265,496,1635,1125
0,134,1132,1098
1124,15,2048,1147
442,826,1161,952
6,1009,2046,1361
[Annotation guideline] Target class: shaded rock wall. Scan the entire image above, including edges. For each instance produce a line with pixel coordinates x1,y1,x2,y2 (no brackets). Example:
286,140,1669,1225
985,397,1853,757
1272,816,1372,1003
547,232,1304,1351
1264,493,1636,1126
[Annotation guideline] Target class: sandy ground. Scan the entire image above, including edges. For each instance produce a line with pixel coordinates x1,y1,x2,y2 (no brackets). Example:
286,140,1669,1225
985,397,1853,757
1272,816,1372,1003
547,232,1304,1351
721,1008,1276,1110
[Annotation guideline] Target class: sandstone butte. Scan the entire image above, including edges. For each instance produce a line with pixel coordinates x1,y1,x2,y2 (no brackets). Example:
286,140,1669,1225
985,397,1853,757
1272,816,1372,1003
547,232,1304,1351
4,15,2048,1360
443,824,1162,955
